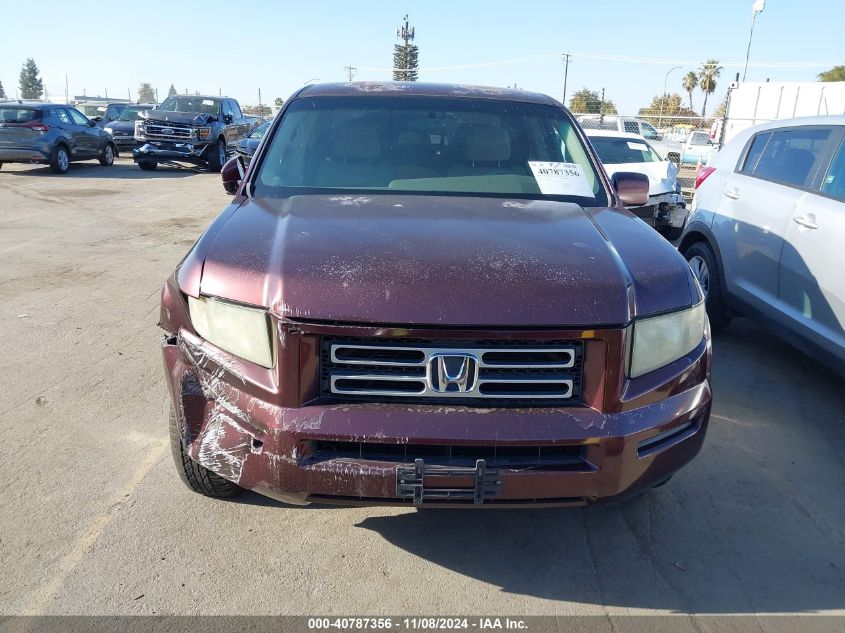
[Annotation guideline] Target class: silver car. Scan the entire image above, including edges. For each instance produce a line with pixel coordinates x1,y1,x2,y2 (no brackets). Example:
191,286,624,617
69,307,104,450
679,116,845,373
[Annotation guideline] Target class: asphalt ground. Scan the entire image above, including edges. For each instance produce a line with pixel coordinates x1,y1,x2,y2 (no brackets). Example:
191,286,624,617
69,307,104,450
0,158,843,623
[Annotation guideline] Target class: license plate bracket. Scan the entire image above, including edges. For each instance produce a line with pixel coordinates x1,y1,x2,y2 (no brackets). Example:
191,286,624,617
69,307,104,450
396,458,502,505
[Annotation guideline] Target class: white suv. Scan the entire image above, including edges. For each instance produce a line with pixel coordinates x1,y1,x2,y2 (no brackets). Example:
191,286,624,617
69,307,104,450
678,116,845,374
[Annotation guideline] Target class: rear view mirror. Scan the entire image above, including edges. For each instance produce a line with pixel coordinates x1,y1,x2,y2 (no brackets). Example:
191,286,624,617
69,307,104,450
611,172,650,207
221,156,245,195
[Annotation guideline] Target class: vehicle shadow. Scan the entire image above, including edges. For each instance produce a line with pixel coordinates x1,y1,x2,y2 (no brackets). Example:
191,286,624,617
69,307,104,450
1,160,205,179
351,320,845,613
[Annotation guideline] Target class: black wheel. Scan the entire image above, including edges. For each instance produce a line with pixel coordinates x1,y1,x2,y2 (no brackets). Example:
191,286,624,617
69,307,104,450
683,240,732,331
659,225,684,241
652,476,673,489
99,142,115,166
169,407,243,498
207,138,226,172
49,144,70,174
137,160,157,171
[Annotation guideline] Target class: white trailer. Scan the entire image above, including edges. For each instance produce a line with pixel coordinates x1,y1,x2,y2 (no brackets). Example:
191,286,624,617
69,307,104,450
722,81,845,143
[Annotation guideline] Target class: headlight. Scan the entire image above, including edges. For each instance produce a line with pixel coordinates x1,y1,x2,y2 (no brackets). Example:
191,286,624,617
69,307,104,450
197,127,211,139
629,302,707,378
188,296,274,368
104,127,114,135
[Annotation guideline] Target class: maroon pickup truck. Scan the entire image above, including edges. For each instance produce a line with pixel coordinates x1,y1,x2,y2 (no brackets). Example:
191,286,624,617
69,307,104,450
160,82,711,508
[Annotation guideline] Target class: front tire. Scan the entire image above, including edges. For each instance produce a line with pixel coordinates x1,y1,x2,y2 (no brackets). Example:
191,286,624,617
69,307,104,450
169,407,243,498
99,142,115,166
684,241,732,331
658,225,684,241
137,160,157,171
49,145,70,174
207,138,226,172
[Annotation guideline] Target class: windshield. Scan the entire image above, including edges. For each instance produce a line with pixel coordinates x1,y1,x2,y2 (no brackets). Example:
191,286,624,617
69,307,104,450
250,120,271,139
78,104,108,117
254,96,605,204
159,96,221,115
0,107,43,123
589,136,661,164
118,106,152,121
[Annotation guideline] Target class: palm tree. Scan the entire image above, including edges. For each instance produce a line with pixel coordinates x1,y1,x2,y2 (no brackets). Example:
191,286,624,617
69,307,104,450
698,60,723,118
682,71,698,111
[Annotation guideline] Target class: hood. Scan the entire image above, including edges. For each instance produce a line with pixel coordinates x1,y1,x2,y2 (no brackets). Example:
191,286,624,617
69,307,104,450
105,120,136,133
602,160,679,196
194,195,694,327
139,109,217,126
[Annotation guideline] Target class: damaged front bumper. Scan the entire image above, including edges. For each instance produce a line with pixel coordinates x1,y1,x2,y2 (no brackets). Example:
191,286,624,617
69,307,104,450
132,141,211,166
160,304,712,508
631,192,688,229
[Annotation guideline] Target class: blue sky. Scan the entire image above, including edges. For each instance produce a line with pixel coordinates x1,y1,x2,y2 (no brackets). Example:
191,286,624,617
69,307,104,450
1,0,841,113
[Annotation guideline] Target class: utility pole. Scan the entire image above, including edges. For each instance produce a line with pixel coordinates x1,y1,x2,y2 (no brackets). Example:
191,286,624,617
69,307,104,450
65,75,69,104
562,53,571,106
743,0,766,81
344,66,357,82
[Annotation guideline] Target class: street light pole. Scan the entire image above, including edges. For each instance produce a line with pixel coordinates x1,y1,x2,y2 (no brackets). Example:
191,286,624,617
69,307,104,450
658,65,682,128
743,0,766,82
561,53,571,106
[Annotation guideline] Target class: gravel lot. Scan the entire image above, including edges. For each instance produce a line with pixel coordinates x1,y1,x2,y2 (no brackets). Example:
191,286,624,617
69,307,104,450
1,158,844,619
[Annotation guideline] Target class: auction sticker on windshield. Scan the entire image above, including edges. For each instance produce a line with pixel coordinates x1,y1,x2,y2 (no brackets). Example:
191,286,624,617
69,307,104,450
528,162,594,197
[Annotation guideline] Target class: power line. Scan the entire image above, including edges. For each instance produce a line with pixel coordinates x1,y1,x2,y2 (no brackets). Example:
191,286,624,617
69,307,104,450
361,51,837,74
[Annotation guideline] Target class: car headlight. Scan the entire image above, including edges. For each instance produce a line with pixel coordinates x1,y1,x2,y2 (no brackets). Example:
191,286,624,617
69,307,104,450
188,296,274,368
104,127,114,135
629,302,707,378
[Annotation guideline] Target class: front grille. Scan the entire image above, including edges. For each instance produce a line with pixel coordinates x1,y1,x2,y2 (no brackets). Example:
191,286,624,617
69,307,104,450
304,440,591,471
141,120,193,142
321,337,583,406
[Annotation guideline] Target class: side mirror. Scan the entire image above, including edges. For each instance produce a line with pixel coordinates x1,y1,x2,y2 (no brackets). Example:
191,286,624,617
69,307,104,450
221,155,245,195
90,118,100,126
224,113,233,124
611,172,650,207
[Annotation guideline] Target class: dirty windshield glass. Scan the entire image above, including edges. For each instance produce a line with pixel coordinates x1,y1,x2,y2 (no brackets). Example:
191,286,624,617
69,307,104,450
117,106,151,121
159,96,221,115
255,96,606,204
589,136,661,164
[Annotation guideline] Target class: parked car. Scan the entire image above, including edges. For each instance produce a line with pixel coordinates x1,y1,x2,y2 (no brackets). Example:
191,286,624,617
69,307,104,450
0,102,116,174
577,115,681,162
103,104,156,154
160,82,711,507
76,101,127,127
234,120,270,165
586,129,687,239
132,95,250,171
679,115,845,374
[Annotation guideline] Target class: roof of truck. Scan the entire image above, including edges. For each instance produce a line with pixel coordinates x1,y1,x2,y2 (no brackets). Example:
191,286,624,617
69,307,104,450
296,82,559,106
